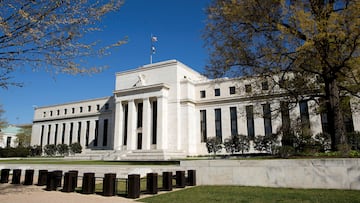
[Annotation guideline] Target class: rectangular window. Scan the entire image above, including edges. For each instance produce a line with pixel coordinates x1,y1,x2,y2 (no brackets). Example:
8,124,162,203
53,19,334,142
85,121,90,147
246,105,255,140
200,110,207,142
40,125,44,147
320,111,329,134
137,103,143,128
281,101,291,136
343,98,354,133
6,137,11,148
64,109,67,115
54,124,58,145
72,108,75,114
47,125,51,145
105,103,109,110
103,119,108,146
200,90,206,98
299,100,310,129
88,106,91,112
97,104,100,111
152,101,157,145
214,88,220,96
62,123,66,144
80,107,83,113
77,122,82,143
57,110,60,115
50,111,53,116
230,107,238,136
262,81,269,90
215,108,222,140
123,104,128,145
263,103,272,136
69,122,73,145
229,86,236,95
245,84,252,93
94,120,98,147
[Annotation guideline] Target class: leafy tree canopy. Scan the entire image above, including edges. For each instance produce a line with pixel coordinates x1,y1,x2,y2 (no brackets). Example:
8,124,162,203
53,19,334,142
0,0,126,88
204,0,360,152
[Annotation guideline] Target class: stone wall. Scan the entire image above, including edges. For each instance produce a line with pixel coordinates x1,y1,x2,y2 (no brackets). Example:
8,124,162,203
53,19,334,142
181,158,360,190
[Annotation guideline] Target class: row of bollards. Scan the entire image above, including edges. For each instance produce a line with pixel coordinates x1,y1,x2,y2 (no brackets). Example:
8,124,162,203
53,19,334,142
0,168,196,199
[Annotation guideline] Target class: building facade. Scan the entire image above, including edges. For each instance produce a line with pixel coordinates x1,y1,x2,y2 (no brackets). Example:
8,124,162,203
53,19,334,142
31,60,360,160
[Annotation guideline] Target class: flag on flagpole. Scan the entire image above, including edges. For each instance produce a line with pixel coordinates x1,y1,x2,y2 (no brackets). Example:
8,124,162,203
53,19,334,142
150,34,158,64
151,36,158,42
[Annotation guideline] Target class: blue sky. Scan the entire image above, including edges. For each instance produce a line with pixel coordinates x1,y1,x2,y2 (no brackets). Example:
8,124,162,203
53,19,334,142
0,0,210,124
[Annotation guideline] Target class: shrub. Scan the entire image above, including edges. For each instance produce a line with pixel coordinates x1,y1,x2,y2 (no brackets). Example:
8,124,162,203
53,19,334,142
276,145,295,158
224,134,250,154
44,144,57,156
347,131,360,151
30,145,42,156
56,144,69,156
206,137,223,157
0,146,30,157
254,133,279,154
69,142,82,154
314,133,331,152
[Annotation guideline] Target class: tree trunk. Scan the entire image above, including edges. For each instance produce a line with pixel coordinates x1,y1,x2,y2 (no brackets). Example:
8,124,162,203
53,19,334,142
325,78,348,152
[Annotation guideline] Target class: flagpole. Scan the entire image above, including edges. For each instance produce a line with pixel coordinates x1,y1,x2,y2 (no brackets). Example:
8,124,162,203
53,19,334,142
150,34,153,64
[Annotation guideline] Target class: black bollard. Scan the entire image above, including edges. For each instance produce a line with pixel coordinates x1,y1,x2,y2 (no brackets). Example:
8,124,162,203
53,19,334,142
37,170,48,186
0,169,10,183
187,170,196,186
24,169,34,185
62,172,77,192
68,170,78,188
146,173,158,194
11,169,22,184
82,172,95,194
103,173,116,196
53,170,63,187
176,171,186,188
162,171,173,191
127,174,140,199
46,172,57,191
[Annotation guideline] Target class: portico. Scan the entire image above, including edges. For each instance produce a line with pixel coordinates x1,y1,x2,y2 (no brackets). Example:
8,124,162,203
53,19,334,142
113,83,169,152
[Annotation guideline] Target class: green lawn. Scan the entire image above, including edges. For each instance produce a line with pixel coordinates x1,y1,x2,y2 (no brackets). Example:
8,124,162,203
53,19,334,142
139,186,360,203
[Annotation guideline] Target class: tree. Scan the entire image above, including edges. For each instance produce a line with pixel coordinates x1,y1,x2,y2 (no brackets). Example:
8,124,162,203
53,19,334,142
15,125,32,147
69,142,82,154
44,144,56,156
56,144,69,156
204,0,360,152
206,137,223,157
224,134,250,154
0,0,125,89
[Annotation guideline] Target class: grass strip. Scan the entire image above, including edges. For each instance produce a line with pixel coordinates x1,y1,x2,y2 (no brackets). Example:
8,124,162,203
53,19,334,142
138,185,360,203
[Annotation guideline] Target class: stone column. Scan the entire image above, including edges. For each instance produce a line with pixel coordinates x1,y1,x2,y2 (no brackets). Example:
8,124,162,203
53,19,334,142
113,100,123,150
142,98,151,150
157,96,168,150
127,100,137,150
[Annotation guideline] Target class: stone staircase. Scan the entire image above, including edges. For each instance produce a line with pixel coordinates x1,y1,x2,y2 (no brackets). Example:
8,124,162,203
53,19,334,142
66,149,186,161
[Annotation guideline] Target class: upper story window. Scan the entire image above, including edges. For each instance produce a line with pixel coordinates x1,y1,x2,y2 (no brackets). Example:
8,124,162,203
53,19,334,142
72,108,75,114
43,112,46,118
88,105,91,112
245,84,252,93
80,107,83,113
57,110,60,115
229,86,236,95
50,111,53,116
97,104,100,111
200,90,206,98
64,109,67,115
105,103,109,110
214,88,220,96
261,81,269,90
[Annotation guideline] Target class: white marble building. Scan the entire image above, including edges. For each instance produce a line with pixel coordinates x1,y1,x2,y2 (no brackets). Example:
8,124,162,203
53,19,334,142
31,60,360,160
